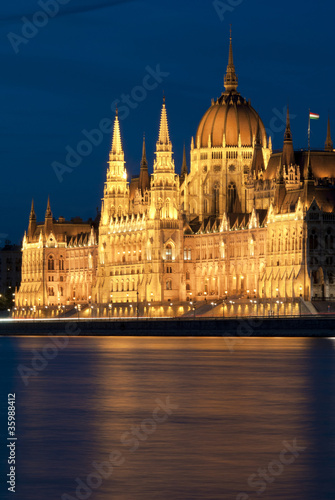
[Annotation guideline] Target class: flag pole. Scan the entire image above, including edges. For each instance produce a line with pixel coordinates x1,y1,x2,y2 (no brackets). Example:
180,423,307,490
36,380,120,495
308,108,311,152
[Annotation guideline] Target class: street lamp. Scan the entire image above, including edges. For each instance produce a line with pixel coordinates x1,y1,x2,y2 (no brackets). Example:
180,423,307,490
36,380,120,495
136,287,139,319
110,294,113,319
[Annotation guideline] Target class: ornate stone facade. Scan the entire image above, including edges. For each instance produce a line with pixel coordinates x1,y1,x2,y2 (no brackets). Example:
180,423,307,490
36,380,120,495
15,36,335,318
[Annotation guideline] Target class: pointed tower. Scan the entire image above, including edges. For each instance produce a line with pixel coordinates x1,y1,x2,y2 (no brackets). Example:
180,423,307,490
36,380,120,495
223,27,238,93
156,95,172,153
180,144,188,185
146,96,183,305
139,134,150,196
150,96,179,220
45,196,52,218
102,109,129,223
281,106,295,168
27,199,36,239
325,116,333,152
251,119,265,177
273,109,294,211
44,196,53,234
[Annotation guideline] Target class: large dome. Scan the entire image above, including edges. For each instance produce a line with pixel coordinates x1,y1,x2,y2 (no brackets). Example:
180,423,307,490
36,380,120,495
196,92,267,148
196,32,267,149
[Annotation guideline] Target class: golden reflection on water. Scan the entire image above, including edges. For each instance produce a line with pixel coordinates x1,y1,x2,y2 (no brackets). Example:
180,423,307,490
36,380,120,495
7,337,335,499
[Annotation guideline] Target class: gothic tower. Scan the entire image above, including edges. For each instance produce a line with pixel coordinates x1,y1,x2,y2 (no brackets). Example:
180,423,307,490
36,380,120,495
145,98,184,302
101,109,129,226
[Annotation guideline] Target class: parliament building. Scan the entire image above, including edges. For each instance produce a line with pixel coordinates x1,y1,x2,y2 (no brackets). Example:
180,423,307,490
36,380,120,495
14,36,335,318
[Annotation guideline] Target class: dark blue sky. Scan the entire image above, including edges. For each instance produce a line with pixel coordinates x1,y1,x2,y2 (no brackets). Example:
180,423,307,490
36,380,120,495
0,0,334,244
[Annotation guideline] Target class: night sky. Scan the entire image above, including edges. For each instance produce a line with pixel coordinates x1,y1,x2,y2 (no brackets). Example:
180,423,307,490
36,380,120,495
0,0,334,244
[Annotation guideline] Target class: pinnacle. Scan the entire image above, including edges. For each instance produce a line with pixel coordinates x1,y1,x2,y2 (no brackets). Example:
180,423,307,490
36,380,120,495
111,111,123,155
224,28,238,93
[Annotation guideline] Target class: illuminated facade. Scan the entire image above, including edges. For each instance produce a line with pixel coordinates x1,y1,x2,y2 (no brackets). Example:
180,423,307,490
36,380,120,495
15,36,335,317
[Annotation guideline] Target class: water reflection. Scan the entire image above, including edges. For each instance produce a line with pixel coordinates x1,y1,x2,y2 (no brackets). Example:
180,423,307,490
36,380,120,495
0,337,334,499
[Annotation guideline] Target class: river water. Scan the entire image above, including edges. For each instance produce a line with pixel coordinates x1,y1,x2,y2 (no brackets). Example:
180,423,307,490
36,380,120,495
1,336,335,500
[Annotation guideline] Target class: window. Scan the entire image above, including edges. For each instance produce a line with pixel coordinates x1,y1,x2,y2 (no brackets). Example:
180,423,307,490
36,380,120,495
228,183,236,212
48,287,54,296
166,280,172,290
59,256,64,271
48,255,54,271
309,230,318,251
165,199,170,218
213,184,220,215
186,283,191,291
166,244,172,261
325,228,333,250
166,266,172,273
186,271,190,280
184,248,192,261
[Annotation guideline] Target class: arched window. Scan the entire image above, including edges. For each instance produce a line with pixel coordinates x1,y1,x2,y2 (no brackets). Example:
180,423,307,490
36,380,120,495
228,183,236,212
271,236,275,253
186,271,190,280
165,198,170,218
48,255,54,271
59,256,64,271
186,283,191,291
278,236,282,252
204,199,208,213
292,234,296,251
166,280,172,290
213,184,220,215
325,228,333,250
166,244,172,261
309,230,318,251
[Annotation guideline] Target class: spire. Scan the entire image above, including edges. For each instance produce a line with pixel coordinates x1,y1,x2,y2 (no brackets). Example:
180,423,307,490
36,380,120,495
181,144,188,176
107,108,127,182
29,199,36,220
251,119,265,176
224,26,238,93
139,134,150,195
325,116,333,152
45,196,52,218
141,133,148,169
156,96,172,152
281,106,295,167
180,144,188,185
28,198,36,238
284,105,292,141
111,108,123,155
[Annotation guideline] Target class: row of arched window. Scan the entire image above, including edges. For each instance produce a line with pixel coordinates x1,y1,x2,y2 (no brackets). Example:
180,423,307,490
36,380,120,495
47,256,65,271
